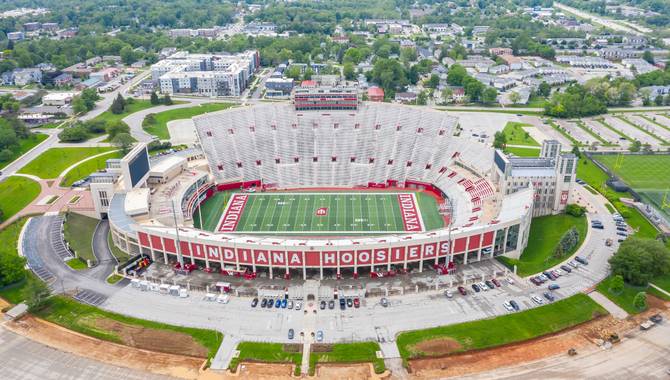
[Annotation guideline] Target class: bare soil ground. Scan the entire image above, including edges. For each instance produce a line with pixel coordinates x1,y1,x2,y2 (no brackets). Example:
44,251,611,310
94,318,208,357
408,297,669,379
315,363,383,380
5,315,204,379
413,337,462,356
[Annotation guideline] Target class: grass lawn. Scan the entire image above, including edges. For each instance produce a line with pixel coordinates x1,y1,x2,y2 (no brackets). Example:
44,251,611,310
60,150,122,186
34,296,223,359
503,146,541,157
143,103,234,140
596,276,651,314
106,274,124,284
63,212,99,264
0,176,41,220
396,293,606,361
229,342,302,373
0,133,48,169
502,122,539,146
19,147,115,179
576,157,609,188
0,218,32,304
90,99,154,127
498,214,587,277
595,154,670,190
66,258,88,270
108,231,130,263
310,342,385,375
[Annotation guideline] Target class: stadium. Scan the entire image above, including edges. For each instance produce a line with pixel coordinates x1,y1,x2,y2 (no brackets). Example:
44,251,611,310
101,101,536,280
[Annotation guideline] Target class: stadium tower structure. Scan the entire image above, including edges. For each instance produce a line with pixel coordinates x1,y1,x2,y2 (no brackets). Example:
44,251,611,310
102,102,538,280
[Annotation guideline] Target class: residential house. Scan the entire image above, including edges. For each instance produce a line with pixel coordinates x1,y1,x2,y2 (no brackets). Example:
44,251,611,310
53,72,73,87
367,86,384,102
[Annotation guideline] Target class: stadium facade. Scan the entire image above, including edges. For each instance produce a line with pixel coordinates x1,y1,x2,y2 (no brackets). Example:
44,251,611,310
94,102,570,280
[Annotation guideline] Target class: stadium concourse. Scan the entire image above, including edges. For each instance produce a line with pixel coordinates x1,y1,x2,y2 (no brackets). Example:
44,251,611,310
98,102,539,281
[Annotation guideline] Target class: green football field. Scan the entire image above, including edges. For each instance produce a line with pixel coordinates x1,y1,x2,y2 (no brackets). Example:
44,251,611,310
194,191,444,234
595,154,670,190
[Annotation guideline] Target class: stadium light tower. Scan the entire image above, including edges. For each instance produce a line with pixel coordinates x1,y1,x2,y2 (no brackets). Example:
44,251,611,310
171,199,184,266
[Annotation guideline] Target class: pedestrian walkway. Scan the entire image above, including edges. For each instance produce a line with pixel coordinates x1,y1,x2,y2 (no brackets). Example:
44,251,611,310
210,334,238,370
588,291,629,320
649,283,670,298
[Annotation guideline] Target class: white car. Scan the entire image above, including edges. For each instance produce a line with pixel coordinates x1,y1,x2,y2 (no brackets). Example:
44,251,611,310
479,282,489,291
568,260,579,268
554,269,564,276
506,277,515,285
295,301,302,310
287,300,294,309
217,294,230,304
531,296,544,305
445,290,453,298
503,301,514,312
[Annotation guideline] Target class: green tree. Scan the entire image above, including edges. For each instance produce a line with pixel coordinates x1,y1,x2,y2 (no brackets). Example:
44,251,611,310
608,238,670,286
629,140,641,153
58,125,89,142
481,87,498,104
509,91,520,105
112,132,134,154
417,91,427,105
106,121,130,140
285,66,301,80
343,62,355,80
538,81,551,97
110,94,126,114
23,278,50,311
642,50,654,64
493,131,507,149
0,252,26,286
425,74,439,89
72,96,88,114
609,274,624,295
162,94,173,105
633,292,647,311
446,64,467,86
150,91,160,105
654,95,664,106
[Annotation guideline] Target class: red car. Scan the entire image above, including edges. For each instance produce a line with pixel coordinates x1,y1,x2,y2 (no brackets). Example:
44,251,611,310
457,286,467,296
491,278,501,287
353,298,360,308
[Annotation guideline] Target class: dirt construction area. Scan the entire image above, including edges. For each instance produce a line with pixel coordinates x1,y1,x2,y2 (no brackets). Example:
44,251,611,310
408,296,669,379
93,318,208,357
5,315,205,379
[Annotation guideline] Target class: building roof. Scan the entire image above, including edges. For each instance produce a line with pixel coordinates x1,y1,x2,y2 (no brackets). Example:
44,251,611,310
367,86,384,97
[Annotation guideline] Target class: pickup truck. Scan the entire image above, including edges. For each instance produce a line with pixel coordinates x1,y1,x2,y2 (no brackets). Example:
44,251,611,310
640,321,654,330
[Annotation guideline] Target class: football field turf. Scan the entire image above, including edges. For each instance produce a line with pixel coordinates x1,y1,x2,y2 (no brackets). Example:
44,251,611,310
595,154,670,190
195,191,444,234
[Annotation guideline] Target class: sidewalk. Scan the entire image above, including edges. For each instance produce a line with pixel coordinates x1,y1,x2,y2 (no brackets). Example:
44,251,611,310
588,291,629,320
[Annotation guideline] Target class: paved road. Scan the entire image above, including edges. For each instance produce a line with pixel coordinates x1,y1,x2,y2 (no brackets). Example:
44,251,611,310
0,325,173,380
88,220,119,282
459,321,670,379
554,2,648,35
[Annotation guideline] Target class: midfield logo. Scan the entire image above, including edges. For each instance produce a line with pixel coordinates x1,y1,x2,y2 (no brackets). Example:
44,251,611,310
315,207,328,216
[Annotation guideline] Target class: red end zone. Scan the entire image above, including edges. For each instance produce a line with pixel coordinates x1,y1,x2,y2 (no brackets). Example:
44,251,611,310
397,193,425,232
217,194,249,232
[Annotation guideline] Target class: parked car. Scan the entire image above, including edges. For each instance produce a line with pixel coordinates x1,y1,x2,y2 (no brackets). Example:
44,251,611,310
260,298,267,308
650,314,663,323
506,277,514,285
531,295,544,305
320,300,326,310
346,298,353,308
251,298,259,307
295,301,302,311
551,270,561,277
591,223,604,230
568,260,579,268
316,330,324,342
539,274,549,282
485,280,495,289
575,256,589,265
281,299,287,308
531,277,542,286
275,299,282,308
479,282,489,291
560,265,572,273
328,300,335,309
288,329,294,340
380,298,389,307
339,298,346,310
287,300,294,309
491,278,501,287
543,292,555,301
445,290,453,298
548,283,560,291
472,284,481,292
509,300,520,311
503,301,514,312
353,298,360,308
458,286,467,296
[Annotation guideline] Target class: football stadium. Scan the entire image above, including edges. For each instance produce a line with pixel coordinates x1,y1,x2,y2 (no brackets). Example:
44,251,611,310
94,98,567,280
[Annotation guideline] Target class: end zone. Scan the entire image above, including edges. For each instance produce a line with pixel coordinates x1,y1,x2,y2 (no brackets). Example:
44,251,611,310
217,194,249,232
398,193,425,232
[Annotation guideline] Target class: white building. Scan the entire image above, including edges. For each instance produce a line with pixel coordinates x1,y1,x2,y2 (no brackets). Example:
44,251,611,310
42,92,75,106
492,140,576,217
151,51,260,97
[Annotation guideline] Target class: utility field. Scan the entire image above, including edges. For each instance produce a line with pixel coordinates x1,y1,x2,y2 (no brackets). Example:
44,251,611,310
595,154,670,190
196,191,443,234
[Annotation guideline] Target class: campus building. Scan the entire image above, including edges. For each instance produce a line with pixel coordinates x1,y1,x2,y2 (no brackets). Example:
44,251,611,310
492,140,576,217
